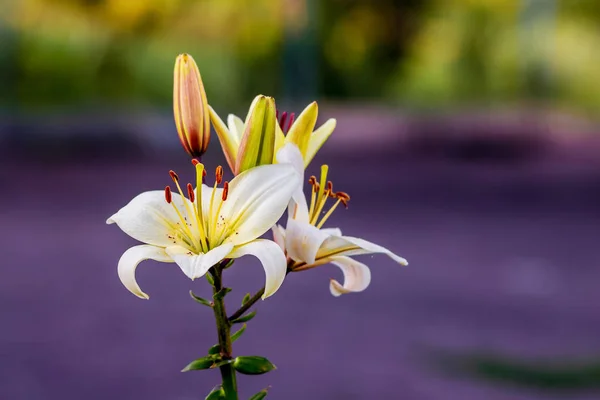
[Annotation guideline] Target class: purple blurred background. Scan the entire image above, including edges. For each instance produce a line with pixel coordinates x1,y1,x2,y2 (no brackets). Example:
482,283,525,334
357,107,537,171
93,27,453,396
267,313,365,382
3,1,600,399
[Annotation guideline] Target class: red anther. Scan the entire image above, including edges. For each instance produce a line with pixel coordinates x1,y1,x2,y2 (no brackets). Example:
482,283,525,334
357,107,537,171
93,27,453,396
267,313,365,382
169,170,179,182
326,181,333,193
308,176,317,186
313,182,320,193
215,166,223,184
202,169,207,177
336,192,350,201
164,186,172,204
278,111,288,131
222,181,229,201
187,183,195,202
191,159,200,166
286,112,295,132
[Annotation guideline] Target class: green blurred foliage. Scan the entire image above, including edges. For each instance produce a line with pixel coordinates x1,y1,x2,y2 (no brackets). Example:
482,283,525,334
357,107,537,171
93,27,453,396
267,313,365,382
2,0,600,113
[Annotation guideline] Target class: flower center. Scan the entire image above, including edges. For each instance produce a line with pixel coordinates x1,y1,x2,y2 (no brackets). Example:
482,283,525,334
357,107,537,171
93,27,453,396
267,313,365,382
305,165,350,229
163,161,230,254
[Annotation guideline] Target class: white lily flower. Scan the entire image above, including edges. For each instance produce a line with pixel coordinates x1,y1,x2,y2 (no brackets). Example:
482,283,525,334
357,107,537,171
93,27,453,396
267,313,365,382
107,162,299,300
274,144,408,296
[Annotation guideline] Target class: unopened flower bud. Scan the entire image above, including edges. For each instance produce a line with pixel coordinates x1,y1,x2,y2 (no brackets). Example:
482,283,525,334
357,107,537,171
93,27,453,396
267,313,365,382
234,95,277,175
173,53,210,157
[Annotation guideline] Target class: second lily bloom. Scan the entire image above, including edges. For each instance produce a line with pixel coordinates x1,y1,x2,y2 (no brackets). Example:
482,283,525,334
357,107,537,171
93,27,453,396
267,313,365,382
210,97,337,175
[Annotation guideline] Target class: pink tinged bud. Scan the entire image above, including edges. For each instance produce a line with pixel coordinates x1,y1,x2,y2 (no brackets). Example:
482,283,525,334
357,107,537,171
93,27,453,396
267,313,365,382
173,53,210,157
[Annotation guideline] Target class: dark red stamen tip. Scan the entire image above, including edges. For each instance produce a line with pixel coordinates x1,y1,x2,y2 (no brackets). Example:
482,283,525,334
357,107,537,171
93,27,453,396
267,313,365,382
191,159,200,166
164,186,172,204
187,183,195,202
215,166,223,184
169,170,179,182
286,112,295,132
222,181,229,201
278,111,288,131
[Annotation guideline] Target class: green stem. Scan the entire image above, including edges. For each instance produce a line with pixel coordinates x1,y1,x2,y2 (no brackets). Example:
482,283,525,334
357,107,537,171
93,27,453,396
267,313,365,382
210,266,238,400
228,288,265,322
228,260,295,322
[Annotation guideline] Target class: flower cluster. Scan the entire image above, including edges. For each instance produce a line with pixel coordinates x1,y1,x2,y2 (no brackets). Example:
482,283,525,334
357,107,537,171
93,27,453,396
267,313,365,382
107,53,407,398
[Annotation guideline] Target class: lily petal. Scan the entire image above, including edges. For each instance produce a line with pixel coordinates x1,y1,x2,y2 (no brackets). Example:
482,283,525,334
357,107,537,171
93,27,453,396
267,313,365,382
321,227,342,237
227,114,245,142
166,243,234,279
304,118,336,167
107,191,193,247
329,256,371,296
317,235,408,266
276,143,309,223
285,101,318,156
218,163,298,245
271,224,286,253
209,106,238,173
285,219,330,265
117,245,173,299
229,239,287,299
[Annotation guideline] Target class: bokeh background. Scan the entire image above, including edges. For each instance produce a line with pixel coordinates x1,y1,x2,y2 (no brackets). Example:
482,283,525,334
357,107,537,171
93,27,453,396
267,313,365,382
3,0,600,399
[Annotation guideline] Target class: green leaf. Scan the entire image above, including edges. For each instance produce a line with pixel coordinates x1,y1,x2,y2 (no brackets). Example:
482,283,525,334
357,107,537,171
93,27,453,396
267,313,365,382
242,293,251,305
213,287,232,301
211,359,234,369
181,356,219,372
231,310,256,324
190,290,213,307
249,387,270,400
231,324,247,343
205,385,225,400
208,344,221,355
205,273,214,286
233,356,276,375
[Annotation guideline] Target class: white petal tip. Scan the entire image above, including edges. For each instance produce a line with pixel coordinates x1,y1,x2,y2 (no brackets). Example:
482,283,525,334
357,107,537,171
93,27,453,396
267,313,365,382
136,293,150,300
329,279,346,297
400,258,409,266
106,216,116,224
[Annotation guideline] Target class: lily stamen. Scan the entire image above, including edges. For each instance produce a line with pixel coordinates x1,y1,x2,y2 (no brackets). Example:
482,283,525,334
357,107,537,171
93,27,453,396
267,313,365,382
306,165,350,228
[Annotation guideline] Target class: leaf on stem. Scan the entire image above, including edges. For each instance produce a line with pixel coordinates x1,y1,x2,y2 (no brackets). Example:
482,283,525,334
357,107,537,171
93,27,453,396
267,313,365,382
213,287,232,301
233,356,277,375
249,387,270,400
208,344,221,355
210,359,234,369
242,293,251,305
181,355,220,372
231,324,247,343
190,290,213,307
205,385,225,400
231,310,256,324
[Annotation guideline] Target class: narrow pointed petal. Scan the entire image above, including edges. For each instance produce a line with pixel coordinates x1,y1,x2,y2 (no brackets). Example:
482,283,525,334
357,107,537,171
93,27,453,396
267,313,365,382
235,95,277,175
273,122,286,158
218,164,298,245
329,256,371,296
117,245,173,299
227,114,245,142
271,224,286,252
317,235,408,266
285,219,330,265
166,243,234,280
304,118,336,167
229,239,288,299
285,101,318,156
321,227,342,237
107,191,192,247
209,106,238,173
276,143,309,223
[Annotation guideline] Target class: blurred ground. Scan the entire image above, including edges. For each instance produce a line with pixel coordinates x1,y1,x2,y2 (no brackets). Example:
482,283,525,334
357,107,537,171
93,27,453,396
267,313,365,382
2,109,600,399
